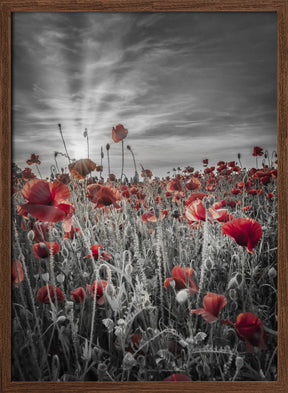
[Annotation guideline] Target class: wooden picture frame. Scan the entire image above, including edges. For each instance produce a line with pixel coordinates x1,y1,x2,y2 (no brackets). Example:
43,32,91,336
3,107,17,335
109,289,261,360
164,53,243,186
1,1,287,392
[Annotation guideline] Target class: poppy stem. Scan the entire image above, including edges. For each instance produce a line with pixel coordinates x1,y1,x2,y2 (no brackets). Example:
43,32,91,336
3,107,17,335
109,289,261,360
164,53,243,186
86,128,89,159
121,140,125,182
58,124,71,164
106,144,111,176
35,163,42,179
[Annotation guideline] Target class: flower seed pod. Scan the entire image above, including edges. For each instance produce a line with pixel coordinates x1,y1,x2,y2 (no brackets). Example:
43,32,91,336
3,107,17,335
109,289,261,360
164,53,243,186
27,230,34,242
125,263,133,275
56,273,65,283
41,273,49,282
176,289,189,304
268,267,277,280
235,356,244,370
122,352,137,370
105,283,115,297
229,288,237,301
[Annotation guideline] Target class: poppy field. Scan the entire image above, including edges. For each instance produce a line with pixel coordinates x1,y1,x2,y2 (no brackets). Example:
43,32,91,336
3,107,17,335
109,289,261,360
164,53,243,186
11,125,277,382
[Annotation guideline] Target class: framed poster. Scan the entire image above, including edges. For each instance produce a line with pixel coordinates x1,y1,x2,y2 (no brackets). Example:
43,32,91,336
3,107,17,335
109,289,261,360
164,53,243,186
1,1,287,392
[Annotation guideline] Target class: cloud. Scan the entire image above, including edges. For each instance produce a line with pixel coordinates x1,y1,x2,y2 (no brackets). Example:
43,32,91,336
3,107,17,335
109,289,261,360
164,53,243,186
12,12,277,178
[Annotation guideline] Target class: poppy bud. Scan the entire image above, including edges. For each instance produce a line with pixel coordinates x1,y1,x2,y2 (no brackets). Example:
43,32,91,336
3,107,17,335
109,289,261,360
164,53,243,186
27,230,34,242
56,273,65,283
125,264,133,275
106,143,110,151
235,273,243,286
205,258,213,270
169,279,176,289
105,283,115,297
41,273,49,282
268,267,277,280
235,356,244,370
176,289,189,304
229,288,237,301
56,315,66,323
122,352,137,370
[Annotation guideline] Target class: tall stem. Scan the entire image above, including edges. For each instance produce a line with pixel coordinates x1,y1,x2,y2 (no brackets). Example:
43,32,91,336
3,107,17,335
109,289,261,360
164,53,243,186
58,124,71,164
121,140,124,181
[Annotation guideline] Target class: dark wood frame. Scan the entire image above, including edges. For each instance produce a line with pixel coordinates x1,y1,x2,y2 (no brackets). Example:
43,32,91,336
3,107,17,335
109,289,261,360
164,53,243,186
1,1,287,392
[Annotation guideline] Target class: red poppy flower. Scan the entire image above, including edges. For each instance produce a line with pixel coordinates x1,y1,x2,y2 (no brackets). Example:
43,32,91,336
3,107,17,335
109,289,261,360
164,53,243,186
185,199,230,223
86,184,121,209
142,210,168,222
166,177,185,194
95,165,103,172
86,280,108,305
26,153,41,165
248,189,258,195
32,242,61,259
185,192,207,206
231,188,241,195
37,285,64,303
253,146,264,156
63,225,81,239
84,244,102,259
68,159,96,179
203,159,209,166
228,161,235,167
21,167,36,180
112,124,128,143
217,161,225,166
164,373,192,381
223,312,267,353
191,292,227,323
185,176,201,191
164,265,198,294
57,173,70,184
141,169,153,178
12,260,24,288
222,217,262,253
70,287,86,303
260,175,271,185
18,179,74,223
267,193,274,200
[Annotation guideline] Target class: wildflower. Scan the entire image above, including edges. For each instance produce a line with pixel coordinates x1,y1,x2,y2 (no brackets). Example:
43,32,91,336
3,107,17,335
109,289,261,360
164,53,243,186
84,244,112,261
68,158,96,179
222,217,262,254
18,179,74,223
141,169,153,178
185,176,201,191
191,292,227,323
63,226,81,239
26,153,41,165
203,159,209,166
185,192,207,206
253,146,264,156
112,124,128,143
36,285,65,303
185,199,231,223
164,373,192,381
70,287,86,303
222,312,267,353
86,184,121,209
32,242,61,259
12,260,24,288
86,280,108,305
164,265,198,294
141,209,168,222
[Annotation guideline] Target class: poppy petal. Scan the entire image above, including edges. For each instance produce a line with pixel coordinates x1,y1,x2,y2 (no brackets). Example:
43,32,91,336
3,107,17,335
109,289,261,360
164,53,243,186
21,179,51,204
20,203,66,222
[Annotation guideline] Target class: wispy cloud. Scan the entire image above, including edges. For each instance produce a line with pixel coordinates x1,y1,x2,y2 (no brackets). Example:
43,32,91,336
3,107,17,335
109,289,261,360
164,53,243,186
12,12,277,177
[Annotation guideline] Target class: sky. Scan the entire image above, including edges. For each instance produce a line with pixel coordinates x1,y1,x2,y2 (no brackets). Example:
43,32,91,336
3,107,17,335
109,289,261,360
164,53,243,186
12,12,277,179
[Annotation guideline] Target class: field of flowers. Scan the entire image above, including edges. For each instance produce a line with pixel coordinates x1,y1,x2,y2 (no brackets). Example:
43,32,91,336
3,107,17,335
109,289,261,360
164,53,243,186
11,125,277,382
